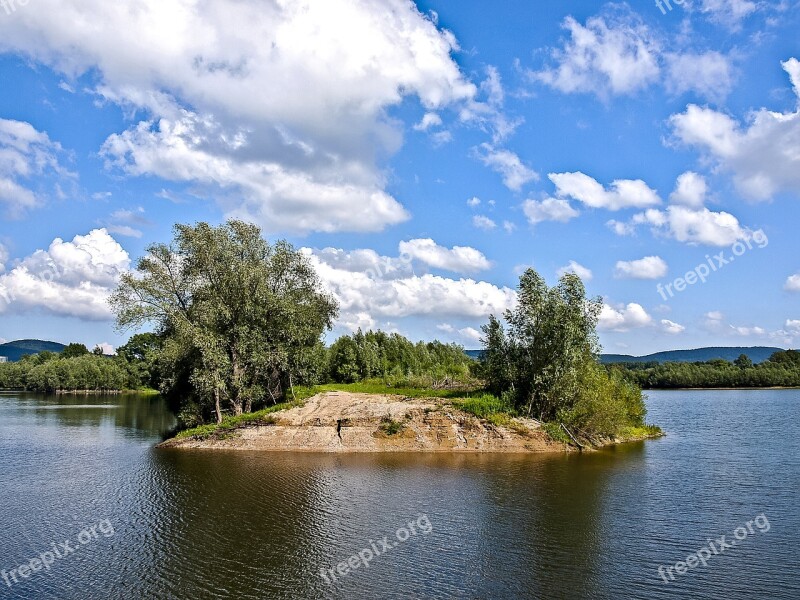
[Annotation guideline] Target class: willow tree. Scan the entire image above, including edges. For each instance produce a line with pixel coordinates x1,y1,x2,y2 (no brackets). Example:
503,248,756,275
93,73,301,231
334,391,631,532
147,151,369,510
110,220,338,424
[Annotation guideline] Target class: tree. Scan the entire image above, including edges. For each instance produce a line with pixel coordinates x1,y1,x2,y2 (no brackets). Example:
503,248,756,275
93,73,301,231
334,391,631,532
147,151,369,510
734,354,753,369
480,268,646,436
62,343,89,358
110,220,338,424
484,268,602,420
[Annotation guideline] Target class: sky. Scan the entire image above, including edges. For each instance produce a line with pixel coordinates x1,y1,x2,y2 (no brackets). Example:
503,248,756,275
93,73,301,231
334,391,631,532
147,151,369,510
0,0,798,355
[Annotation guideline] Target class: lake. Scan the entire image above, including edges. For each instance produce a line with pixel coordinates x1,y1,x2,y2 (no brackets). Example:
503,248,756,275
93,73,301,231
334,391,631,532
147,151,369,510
0,389,798,599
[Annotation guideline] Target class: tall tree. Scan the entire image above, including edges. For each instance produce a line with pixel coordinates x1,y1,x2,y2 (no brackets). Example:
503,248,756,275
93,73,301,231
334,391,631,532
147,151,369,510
111,220,338,423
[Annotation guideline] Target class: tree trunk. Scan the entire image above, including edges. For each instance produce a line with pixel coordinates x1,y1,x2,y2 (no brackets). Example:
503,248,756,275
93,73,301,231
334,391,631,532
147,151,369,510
214,388,223,424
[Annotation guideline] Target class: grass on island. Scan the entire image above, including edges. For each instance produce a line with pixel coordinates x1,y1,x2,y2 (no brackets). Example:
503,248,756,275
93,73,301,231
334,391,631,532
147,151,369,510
172,380,663,446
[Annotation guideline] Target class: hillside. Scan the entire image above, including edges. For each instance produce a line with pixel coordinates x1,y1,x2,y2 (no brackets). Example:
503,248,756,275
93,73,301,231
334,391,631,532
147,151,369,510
467,347,787,365
0,339,66,362
601,347,784,365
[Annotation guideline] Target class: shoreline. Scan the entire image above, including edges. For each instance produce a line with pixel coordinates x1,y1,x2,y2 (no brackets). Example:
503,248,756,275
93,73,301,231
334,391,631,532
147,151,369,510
159,391,663,454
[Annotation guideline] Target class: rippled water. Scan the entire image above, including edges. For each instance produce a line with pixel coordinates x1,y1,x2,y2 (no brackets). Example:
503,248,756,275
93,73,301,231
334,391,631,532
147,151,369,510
0,390,798,599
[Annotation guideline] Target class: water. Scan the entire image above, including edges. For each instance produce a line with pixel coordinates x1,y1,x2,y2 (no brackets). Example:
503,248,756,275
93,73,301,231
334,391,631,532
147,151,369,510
0,390,798,599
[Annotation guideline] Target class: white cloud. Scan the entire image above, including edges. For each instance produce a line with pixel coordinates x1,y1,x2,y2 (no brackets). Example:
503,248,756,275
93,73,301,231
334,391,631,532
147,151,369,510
532,11,660,98
661,319,686,335
700,0,758,29
467,196,481,207
549,171,661,211
0,118,69,217
0,0,477,233
94,342,117,355
522,197,580,225
473,215,497,230
557,261,593,281
503,220,516,234
669,171,708,208
398,239,491,275
665,52,735,102
785,273,800,292
0,229,130,320
615,256,668,280
437,323,483,344
414,112,443,132
669,58,800,201
598,303,652,332
474,144,538,191
303,247,516,332
631,205,749,246
0,243,7,274
786,319,800,334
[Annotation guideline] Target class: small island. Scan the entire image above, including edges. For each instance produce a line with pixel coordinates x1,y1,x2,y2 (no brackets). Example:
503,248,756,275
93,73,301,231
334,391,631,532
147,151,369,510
101,220,662,452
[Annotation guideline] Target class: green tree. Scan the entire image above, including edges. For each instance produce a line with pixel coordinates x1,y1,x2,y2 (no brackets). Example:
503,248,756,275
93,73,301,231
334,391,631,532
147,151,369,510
110,220,338,424
62,343,90,358
734,354,753,369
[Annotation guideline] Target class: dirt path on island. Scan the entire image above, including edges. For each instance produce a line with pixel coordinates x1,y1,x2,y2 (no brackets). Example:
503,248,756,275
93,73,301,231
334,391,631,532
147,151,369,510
163,391,565,453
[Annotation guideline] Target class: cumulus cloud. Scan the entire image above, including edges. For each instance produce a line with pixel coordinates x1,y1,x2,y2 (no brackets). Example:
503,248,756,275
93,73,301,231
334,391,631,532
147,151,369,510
437,323,482,343
0,0,477,233
615,256,668,279
473,215,497,230
522,197,580,225
467,196,481,208
661,319,686,335
785,273,800,292
398,239,491,275
665,52,735,102
699,0,758,29
0,229,130,320
557,261,593,281
631,205,750,246
474,144,538,191
549,172,661,211
532,10,660,98
669,171,709,208
786,319,800,334
302,247,516,333
529,7,737,102
669,58,800,201
414,112,443,132
598,302,652,332
0,119,69,217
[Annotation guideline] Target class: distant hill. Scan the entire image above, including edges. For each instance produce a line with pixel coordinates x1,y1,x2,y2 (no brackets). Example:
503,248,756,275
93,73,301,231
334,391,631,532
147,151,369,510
0,339,66,362
600,347,784,365
466,347,786,365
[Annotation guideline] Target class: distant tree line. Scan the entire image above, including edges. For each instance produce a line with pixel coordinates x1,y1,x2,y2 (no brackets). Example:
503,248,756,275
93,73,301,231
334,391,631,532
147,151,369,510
610,351,800,389
0,340,156,393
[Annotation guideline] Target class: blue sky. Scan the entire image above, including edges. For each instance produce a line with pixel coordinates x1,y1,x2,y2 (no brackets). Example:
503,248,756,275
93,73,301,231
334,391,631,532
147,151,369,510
0,0,798,355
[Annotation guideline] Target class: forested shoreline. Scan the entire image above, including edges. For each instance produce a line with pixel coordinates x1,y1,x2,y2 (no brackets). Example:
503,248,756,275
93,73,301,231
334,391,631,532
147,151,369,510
609,351,800,389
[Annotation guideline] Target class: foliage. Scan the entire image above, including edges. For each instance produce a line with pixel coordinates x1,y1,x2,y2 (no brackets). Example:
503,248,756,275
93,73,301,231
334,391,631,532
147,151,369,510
110,220,338,423
378,416,405,436
327,329,473,385
479,267,649,437
62,343,90,358
0,353,131,392
610,350,800,388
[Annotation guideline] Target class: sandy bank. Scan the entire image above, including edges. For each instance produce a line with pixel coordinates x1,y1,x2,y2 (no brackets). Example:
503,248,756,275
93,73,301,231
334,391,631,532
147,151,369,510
160,391,570,453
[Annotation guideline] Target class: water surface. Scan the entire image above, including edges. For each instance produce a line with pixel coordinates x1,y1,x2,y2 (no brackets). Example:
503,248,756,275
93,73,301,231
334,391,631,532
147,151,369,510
0,390,797,599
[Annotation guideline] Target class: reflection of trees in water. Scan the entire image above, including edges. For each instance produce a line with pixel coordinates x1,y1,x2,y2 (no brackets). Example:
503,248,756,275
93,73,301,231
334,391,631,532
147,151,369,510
25,393,176,438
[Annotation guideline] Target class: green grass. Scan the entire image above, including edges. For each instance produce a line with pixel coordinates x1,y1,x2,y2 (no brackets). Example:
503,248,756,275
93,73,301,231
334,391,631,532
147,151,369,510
542,422,571,444
175,400,301,440
618,424,664,439
378,416,405,436
452,393,515,419
309,380,484,399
